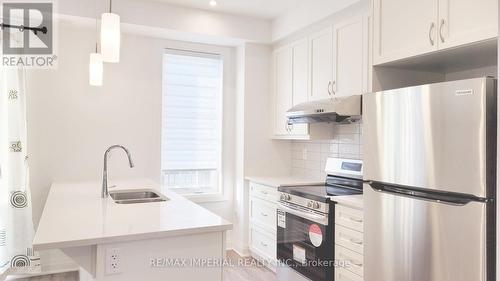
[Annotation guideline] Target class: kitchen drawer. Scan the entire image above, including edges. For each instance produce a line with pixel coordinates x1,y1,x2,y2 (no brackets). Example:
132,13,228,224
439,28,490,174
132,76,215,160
335,267,363,281
250,226,276,260
335,244,363,277
335,205,363,232
249,182,279,203
335,225,363,254
250,197,277,231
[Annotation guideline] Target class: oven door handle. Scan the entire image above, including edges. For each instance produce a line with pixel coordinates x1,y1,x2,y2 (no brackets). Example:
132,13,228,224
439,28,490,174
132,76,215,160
278,203,328,225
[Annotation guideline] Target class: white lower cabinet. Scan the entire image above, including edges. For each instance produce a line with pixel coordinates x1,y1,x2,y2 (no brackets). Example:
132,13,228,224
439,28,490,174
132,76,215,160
335,267,363,281
248,181,278,270
335,204,364,280
250,225,277,260
250,197,277,231
335,244,364,277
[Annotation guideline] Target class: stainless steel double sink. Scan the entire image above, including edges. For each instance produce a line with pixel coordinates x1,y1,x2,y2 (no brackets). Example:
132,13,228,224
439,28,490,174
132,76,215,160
109,189,169,204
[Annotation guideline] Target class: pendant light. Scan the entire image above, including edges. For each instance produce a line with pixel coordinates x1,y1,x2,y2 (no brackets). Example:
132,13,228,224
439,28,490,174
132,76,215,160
89,44,103,86
89,9,103,87
101,0,120,63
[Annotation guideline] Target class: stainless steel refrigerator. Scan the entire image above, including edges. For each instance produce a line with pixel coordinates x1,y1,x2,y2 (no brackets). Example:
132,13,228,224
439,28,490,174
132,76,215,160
363,77,497,281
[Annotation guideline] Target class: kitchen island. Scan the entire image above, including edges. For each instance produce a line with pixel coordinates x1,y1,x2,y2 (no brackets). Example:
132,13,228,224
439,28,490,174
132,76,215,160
33,178,232,281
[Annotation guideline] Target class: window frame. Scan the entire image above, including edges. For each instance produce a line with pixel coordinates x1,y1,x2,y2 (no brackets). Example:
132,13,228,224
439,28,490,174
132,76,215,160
161,46,231,203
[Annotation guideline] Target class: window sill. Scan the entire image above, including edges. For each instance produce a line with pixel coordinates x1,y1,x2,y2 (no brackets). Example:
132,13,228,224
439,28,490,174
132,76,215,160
180,192,228,203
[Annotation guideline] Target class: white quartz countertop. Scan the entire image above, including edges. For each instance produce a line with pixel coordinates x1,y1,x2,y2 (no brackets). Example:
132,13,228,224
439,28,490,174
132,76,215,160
329,195,363,209
245,176,323,188
33,178,232,251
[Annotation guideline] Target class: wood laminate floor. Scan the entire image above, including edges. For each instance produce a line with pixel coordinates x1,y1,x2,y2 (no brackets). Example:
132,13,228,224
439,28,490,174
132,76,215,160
224,251,276,281
14,251,276,281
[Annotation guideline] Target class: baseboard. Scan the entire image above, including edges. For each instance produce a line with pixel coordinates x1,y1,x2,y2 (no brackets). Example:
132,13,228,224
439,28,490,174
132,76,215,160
228,245,251,257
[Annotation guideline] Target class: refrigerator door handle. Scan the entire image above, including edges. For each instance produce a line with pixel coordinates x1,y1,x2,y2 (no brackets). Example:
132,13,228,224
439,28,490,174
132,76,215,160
368,181,491,206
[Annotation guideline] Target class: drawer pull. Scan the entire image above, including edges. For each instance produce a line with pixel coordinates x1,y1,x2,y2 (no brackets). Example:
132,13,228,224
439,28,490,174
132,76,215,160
349,217,363,223
339,254,362,267
260,212,268,217
349,238,363,245
340,213,363,223
260,190,268,195
260,241,268,247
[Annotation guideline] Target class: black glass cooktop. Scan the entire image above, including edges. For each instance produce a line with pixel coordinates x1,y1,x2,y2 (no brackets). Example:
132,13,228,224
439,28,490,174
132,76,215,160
279,185,362,202
279,179,363,202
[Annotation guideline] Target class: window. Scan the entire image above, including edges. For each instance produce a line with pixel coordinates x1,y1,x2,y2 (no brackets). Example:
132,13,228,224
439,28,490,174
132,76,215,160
161,49,223,196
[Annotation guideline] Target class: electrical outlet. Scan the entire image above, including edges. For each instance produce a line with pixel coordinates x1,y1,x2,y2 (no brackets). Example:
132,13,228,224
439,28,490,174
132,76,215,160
302,148,308,160
106,248,121,275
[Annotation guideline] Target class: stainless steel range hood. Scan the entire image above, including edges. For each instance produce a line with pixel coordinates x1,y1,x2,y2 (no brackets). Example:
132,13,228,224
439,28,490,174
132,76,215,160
286,95,362,124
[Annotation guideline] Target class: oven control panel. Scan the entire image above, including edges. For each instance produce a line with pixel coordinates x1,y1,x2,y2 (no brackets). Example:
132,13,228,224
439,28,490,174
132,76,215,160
307,200,321,210
279,192,329,213
280,193,292,201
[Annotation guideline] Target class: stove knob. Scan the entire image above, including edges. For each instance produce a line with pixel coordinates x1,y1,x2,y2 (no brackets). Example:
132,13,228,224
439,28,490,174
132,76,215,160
286,194,291,201
307,201,313,208
313,202,321,209
280,194,286,201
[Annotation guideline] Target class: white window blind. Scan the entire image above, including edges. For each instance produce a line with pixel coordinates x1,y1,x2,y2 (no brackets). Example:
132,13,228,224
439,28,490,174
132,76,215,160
161,49,223,195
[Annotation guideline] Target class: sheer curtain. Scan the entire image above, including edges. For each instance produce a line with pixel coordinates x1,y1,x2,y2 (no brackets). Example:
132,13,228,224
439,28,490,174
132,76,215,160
0,33,39,277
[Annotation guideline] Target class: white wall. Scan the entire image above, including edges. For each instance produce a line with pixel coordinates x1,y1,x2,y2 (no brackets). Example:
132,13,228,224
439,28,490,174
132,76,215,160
242,45,291,178
231,43,291,255
445,65,498,81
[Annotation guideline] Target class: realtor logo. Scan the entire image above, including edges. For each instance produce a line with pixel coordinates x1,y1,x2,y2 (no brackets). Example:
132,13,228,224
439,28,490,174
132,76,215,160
2,2,57,68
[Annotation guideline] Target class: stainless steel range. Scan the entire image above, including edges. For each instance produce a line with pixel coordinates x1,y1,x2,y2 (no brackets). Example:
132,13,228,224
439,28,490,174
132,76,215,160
277,158,363,281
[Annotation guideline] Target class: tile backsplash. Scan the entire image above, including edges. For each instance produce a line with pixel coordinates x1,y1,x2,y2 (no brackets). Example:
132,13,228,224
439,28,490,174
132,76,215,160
291,123,363,179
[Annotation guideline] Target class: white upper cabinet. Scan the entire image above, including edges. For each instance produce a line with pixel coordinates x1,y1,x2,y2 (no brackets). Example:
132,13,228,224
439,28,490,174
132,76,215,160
270,14,368,140
290,39,309,136
273,46,293,136
292,38,310,106
333,16,368,97
373,0,438,65
310,27,334,101
438,0,498,49
374,0,498,65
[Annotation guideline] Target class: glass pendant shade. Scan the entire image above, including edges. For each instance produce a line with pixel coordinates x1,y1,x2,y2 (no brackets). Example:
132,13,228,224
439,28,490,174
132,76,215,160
89,52,103,86
100,12,120,63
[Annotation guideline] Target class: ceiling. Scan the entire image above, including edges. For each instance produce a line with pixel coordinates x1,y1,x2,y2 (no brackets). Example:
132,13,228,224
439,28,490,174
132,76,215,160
151,0,303,19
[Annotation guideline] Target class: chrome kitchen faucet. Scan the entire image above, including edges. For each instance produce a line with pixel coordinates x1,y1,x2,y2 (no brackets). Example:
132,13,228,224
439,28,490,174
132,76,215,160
102,145,134,198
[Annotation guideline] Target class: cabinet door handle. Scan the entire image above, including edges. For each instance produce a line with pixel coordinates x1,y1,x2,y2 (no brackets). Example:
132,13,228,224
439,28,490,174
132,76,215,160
260,241,268,247
429,22,435,46
328,81,332,95
331,81,336,96
439,19,445,43
260,212,268,217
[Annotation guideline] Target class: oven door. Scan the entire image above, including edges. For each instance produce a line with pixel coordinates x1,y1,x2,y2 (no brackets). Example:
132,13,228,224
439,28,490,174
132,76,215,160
277,202,334,281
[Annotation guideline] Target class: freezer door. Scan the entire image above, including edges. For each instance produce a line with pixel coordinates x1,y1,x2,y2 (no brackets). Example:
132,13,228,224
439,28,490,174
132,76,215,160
364,184,491,281
363,77,496,198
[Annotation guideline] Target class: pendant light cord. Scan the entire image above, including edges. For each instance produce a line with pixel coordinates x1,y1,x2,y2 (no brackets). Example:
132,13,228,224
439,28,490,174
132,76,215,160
109,0,112,13
95,0,99,52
